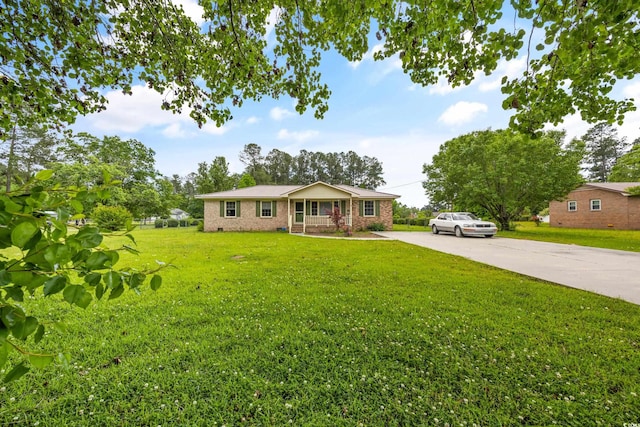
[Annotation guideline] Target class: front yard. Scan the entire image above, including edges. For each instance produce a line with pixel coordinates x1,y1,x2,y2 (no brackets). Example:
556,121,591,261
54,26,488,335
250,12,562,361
1,228,639,425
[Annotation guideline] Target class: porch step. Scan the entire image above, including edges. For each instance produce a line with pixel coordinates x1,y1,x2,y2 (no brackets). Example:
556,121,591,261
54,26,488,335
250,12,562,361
290,225,304,233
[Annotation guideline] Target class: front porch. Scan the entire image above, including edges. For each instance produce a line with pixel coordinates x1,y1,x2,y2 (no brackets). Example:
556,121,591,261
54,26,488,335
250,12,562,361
288,199,353,234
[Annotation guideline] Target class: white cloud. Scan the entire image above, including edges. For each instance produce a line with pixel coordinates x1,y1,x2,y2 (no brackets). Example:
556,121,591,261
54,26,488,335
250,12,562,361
438,101,488,126
270,106,295,121
201,122,231,135
277,129,319,142
170,0,205,26
246,116,260,124
162,123,187,138
86,85,192,133
623,80,640,99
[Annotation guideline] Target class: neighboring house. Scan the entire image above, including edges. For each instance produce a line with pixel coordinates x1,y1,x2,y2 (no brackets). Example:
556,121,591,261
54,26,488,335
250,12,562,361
170,208,188,220
195,181,399,233
549,182,640,229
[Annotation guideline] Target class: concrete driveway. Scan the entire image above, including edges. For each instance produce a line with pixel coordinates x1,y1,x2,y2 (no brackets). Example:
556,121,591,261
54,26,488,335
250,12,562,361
375,232,640,305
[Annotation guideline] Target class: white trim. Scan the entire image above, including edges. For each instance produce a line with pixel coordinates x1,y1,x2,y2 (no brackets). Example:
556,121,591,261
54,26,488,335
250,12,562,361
225,200,237,218
567,200,577,212
590,199,601,211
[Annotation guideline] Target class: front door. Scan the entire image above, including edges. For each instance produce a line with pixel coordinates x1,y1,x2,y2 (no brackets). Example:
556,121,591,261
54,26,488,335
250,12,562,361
295,202,304,223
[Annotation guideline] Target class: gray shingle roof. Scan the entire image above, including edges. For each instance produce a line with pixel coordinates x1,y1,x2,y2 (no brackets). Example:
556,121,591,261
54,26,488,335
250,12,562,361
582,182,640,195
195,182,400,199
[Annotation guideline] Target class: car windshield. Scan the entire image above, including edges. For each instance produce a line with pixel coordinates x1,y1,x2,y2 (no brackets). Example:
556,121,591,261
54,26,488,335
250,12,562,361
453,213,478,221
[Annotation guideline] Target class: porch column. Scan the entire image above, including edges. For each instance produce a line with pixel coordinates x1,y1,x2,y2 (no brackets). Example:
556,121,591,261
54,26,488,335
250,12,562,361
303,198,306,233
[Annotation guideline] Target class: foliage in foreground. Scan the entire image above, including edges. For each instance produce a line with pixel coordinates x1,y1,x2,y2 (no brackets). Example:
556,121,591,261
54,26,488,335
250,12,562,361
0,172,162,382
3,1,639,136
1,229,638,425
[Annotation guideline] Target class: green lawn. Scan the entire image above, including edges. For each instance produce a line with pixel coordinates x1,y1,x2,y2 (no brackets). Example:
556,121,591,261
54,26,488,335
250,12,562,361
499,222,640,252
2,228,639,425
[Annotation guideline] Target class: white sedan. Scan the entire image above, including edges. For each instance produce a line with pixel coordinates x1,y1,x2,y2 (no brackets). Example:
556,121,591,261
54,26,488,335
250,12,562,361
428,212,497,238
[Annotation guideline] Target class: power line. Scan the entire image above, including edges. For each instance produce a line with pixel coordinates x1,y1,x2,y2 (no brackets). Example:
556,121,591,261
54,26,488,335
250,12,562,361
379,179,424,190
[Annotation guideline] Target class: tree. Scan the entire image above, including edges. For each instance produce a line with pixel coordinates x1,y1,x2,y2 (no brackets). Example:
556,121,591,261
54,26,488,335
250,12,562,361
609,143,640,182
582,123,629,182
3,1,638,137
239,144,270,184
423,129,585,231
0,125,61,191
264,149,294,184
237,173,257,188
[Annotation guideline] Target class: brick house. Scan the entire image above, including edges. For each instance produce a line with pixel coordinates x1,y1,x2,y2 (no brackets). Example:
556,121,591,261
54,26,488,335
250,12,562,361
196,181,399,233
549,182,640,229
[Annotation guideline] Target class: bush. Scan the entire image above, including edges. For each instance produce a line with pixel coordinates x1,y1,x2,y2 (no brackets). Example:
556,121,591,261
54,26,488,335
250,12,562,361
196,220,204,232
92,205,133,231
167,218,179,228
154,219,165,228
367,222,386,231
191,219,201,226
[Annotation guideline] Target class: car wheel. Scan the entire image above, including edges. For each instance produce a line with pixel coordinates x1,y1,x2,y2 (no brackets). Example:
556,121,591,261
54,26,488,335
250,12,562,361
431,224,439,234
454,226,464,237
485,234,494,238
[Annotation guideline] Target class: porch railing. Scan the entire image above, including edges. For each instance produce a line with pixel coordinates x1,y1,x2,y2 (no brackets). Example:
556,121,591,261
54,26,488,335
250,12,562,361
304,215,352,227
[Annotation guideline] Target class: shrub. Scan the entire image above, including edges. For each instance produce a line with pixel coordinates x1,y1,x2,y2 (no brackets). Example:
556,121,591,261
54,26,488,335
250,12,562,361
92,205,133,231
167,218,179,228
196,220,204,231
154,219,165,228
191,219,201,226
367,222,386,231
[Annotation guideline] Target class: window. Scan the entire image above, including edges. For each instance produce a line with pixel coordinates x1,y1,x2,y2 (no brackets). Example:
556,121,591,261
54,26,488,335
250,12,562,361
319,201,333,215
590,199,601,211
311,201,318,216
568,201,577,212
364,200,375,216
261,201,272,217
225,201,237,217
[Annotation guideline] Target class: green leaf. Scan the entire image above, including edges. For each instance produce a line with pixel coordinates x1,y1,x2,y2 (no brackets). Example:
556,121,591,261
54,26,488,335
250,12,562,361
129,273,145,289
73,226,103,248
95,282,104,300
84,272,102,286
4,286,24,302
63,285,92,309
11,221,39,248
69,199,84,213
103,271,122,289
124,233,136,245
44,243,71,267
0,270,11,286
3,362,30,383
35,169,54,181
150,274,162,291
43,276,66,296
29,353,55,369
108,284,124,300
12,316,38,340
85,252,110,270
34,324,45,344
1,305,24,327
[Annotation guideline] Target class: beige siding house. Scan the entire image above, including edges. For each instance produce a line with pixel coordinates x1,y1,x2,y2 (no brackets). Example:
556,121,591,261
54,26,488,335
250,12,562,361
196,181,399,233
549,182,640,230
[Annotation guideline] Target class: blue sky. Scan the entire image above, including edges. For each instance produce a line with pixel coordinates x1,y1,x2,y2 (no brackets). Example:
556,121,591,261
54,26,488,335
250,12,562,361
71,1,640,208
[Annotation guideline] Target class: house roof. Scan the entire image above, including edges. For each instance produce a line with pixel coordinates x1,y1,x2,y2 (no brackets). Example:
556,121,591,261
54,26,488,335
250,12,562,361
580,182,640,196
195,181,400,200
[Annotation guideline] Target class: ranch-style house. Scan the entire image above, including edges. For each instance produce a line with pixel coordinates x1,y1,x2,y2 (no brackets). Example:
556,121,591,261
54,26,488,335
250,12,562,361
196,181,399,233
549,182,640,230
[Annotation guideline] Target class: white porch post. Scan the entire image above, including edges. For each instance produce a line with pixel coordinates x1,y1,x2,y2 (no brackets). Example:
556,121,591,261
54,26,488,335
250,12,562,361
303,198,306,233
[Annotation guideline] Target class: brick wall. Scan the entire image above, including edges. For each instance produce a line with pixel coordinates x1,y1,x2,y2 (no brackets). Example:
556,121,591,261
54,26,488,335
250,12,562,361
203,200,288,232
549,188,640,229
352,200,394,231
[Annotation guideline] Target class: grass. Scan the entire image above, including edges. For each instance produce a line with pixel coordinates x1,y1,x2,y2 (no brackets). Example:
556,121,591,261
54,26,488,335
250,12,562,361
1,228,639,425
498,222,640,252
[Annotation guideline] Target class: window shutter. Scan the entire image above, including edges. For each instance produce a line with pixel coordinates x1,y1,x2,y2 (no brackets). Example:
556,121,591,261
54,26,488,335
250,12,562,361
236,200,241,217
256,201,260,217
306,201,310,213
359,200,364,217
375,200,381,217
341,200,346,213
273,201,277,217
220,201,224,217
